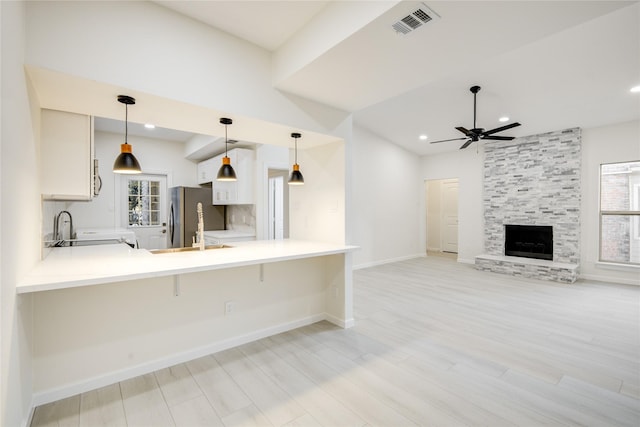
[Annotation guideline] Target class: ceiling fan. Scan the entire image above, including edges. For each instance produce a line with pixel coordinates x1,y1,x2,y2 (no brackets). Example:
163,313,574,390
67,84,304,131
430,85,521,149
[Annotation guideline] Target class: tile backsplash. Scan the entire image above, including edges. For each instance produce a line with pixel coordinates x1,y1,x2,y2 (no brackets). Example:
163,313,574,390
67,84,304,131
226,204,256,233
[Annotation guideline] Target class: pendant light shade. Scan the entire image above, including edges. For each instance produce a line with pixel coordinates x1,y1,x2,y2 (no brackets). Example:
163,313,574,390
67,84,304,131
113,95,142,174
217,118,237,181
288,132,304,186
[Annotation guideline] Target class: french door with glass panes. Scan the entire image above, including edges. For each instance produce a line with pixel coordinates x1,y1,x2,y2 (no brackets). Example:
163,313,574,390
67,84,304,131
122,174,167,249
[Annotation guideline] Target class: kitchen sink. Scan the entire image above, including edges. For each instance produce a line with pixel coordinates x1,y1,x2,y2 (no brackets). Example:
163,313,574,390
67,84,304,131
149,245,232,254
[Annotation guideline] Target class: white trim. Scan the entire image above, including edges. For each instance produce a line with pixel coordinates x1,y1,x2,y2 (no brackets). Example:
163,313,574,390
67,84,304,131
22,406,35,427
353,253,425,270
324,312,355,328
580,272,640,286
260,161,289,241
31,313,326,408
595,261,640,271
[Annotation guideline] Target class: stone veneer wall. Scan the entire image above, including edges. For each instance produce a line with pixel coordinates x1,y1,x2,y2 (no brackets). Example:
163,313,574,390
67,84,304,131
482,127,581,265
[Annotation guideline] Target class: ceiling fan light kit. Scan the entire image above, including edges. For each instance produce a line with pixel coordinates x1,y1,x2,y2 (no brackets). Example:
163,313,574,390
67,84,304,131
430,85,521,150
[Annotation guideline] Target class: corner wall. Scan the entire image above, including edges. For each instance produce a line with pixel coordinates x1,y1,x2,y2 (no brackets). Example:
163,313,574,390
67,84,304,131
1,2,39,426
421,148,485,264
580,120,640,285
351,126,422,268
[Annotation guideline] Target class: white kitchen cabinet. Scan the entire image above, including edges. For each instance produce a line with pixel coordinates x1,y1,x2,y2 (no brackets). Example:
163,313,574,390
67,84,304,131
212,148,254,205
41,109,95,201
196,156,217,184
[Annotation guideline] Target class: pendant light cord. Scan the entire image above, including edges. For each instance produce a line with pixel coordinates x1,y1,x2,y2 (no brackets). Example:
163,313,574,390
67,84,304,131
125,103,129,145
294,137,298,164
225,124,228,157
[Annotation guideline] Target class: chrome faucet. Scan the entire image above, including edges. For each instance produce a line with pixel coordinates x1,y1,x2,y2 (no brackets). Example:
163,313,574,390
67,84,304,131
53,210,74,246
192,202,205,251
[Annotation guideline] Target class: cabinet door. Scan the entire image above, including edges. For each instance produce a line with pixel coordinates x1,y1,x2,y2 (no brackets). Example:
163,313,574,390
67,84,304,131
41,109,94,200
211,149,254,205
235,148,254,204
197,157,216,184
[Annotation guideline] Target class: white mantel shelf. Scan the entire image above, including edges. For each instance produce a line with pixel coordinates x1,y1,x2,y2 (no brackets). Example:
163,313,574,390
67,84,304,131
18,240,358,294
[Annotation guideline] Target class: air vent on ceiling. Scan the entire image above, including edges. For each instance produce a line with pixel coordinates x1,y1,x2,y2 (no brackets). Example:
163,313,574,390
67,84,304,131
392,3,440,35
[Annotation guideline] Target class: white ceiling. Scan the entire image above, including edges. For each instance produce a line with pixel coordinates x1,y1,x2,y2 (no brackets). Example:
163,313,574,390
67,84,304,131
155,0,640,156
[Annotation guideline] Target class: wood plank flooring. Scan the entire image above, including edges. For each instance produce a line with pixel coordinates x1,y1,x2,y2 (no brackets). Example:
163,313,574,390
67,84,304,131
31,256,640,426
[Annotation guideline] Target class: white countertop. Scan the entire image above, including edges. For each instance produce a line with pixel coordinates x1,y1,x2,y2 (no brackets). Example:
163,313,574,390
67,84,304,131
203,230,256,239
18,240,357,294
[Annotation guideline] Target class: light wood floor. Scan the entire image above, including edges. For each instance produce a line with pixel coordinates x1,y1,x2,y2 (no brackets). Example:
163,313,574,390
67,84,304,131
31,256,640,426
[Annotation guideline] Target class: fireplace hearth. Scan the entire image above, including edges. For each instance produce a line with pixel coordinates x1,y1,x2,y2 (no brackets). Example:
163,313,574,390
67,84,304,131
505,225,553,261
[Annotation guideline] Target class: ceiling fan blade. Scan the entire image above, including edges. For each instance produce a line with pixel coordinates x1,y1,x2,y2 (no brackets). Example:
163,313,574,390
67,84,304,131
459,139,474,150
482,122,521,136
455,126,474,136
430,137,468,144
482,135,515,141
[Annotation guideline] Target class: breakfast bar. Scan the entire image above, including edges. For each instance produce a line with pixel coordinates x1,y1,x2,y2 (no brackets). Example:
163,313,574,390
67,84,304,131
21,240,357,406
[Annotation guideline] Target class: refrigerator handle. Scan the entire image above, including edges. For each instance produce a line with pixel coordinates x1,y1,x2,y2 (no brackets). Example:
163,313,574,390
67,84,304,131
169,203,175,245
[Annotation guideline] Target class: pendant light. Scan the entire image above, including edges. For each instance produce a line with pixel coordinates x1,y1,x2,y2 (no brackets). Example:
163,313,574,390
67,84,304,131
113,95,142,174
217,118,237,181
288,132,304,186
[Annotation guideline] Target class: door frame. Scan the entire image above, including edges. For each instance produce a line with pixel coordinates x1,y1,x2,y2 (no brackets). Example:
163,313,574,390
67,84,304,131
116,171,170,249
425,177,459,255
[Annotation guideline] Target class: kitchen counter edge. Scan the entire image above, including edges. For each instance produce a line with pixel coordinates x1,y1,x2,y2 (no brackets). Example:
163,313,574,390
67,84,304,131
17,240,359,294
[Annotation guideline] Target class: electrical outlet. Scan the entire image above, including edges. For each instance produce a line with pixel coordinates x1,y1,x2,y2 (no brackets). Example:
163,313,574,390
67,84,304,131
225,300,234,315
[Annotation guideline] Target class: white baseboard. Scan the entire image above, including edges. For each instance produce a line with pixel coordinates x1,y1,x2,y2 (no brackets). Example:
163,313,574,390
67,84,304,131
325,312,355,328
457,258,475,265
353,253,425,270
31,313,326,408
579,273,640,286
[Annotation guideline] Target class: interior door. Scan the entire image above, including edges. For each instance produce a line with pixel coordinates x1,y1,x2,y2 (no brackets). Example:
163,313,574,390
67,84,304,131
122,174,168,249
441,179,459,253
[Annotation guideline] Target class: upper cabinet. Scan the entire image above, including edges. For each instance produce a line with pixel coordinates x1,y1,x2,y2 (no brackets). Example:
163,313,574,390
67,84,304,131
41,109,95,201
211,148,255,205
196,156,217,184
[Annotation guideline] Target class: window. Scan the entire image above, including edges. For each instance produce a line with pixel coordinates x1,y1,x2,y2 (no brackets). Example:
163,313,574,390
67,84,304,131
599,161,640,265
127,178,161,226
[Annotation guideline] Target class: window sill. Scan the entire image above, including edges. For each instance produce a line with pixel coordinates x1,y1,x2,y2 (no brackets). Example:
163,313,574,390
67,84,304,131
596,261,640,272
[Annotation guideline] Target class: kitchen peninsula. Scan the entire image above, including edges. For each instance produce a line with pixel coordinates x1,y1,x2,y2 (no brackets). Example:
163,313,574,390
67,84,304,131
20,240,356,405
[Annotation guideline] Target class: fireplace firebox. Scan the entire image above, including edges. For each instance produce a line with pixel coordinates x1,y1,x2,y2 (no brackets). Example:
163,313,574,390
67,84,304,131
504,225,553,261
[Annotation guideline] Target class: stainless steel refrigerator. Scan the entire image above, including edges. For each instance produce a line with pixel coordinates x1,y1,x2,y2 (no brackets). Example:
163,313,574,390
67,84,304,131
168,187,225,248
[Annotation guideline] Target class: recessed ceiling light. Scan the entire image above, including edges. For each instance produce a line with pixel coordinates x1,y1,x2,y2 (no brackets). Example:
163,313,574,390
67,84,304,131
499,116,510,123
144,123,156,129
419,134,428,140
631,85,640,93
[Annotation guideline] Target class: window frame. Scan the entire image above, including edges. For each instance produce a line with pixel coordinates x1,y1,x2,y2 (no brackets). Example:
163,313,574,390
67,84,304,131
123,174,166,228
598,160,640,266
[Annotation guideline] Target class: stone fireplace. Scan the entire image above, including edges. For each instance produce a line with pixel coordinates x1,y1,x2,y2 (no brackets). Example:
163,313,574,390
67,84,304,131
475,128,581,283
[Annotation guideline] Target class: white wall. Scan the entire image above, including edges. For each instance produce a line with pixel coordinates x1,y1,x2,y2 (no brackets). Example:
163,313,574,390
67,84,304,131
580,120,640,285
62,131,199,230
1,2,39,426
421,148,485,264
25,1,348,136
290,140,346,244
351,126,423,268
